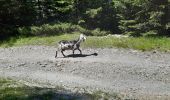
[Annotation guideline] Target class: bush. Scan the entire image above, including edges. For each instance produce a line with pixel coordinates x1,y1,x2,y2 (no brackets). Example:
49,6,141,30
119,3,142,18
91,28,109,36
18,23,109,36
18,23,74,36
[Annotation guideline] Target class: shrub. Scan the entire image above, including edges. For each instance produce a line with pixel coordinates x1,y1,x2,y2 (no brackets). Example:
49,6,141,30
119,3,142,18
18,23,109,36
91,28,109,36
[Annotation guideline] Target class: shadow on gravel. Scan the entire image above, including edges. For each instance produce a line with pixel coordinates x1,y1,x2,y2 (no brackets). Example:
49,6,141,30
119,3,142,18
66,53,98,58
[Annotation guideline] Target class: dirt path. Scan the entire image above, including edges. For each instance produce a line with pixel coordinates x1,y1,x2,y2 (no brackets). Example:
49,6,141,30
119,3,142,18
0,46,170,99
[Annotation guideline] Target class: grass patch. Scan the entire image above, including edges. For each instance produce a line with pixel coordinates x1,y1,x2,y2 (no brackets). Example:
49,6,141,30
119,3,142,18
0,78,122,100
89,90,122,100
0,33,170,52
84,36,170,51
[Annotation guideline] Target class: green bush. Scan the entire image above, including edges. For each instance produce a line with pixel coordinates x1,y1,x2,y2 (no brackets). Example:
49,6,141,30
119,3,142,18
91,28,109,36
18,23,109,36
18,23,74,36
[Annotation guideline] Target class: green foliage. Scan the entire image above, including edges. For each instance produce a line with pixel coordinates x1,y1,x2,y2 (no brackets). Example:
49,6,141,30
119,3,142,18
113,0,170,36
90,28,109,36
0,0,169,39
74,0,119,33
0,0,74,39
18,23,74,36
86,7,102,18
18,23,108,36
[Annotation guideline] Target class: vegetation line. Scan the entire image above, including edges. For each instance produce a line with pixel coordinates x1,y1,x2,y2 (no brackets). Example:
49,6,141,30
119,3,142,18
1,34,170,52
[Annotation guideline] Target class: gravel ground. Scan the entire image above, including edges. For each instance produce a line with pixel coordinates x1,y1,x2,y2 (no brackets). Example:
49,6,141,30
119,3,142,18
0,46,170,99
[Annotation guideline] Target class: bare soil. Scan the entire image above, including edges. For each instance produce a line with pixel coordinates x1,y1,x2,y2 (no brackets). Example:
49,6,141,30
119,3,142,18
0,46,170,99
